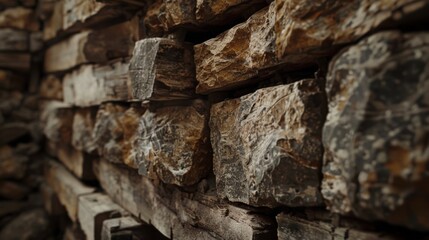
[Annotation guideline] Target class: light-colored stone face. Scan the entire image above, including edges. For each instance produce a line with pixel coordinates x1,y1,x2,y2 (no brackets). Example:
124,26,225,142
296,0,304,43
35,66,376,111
322,31,429,231
134,100,211,186
210,79,326,207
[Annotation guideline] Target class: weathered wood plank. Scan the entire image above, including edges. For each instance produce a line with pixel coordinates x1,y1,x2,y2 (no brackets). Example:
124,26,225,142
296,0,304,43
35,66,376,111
135,100,211,186
97,160,277,240
0,7,39,31
276,213,400,240
322,31,429,231
210,79,325,207
78,192,127,240
44,159,95,222
63,59,130,106
43,0,138,41
129,38,196,101
194,2,277,94
0,29,29,52
101,216,168,240
0,53,31,71
47,141,96,180
39,75,63,100
44,18,142,73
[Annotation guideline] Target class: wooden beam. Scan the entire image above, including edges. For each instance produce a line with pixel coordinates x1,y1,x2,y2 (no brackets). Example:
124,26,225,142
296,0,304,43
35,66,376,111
194,3,278,94
78,192,127,240
63,59,130,106
44,17,142,73
47,141,96,180
96,160,277,239
44,159,95,222
102,216,168,240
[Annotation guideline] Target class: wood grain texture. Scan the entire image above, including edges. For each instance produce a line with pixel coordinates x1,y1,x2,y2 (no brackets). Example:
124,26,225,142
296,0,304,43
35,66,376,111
63,59,130,106
44,18,142,73
144,0,267,35
78,192,126,240
0,53,30,71
44,159,95,222
43,0,138,40
0,7,39,31
97,160,277,240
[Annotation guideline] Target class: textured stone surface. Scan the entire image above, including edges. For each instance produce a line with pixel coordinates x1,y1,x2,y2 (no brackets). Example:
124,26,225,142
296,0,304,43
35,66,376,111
194,2,277,93
45,159,95,221
129,38,196,101
43,0,137,40
144,0,267,35
45,18,141,73
275,0,429,60
93,104,144,168
322,31,429,231
135,100,211,186
210,79,325,207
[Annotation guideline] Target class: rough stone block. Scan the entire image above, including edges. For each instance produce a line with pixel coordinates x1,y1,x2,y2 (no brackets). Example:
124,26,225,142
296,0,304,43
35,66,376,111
210,79,326,207
135,100,211,186
322,31,429,231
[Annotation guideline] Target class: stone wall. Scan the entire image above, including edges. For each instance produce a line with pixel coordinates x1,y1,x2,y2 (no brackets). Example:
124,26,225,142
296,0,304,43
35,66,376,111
2,0,428,239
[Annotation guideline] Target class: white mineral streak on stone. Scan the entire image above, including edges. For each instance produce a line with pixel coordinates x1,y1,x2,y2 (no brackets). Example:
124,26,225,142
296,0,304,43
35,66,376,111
211,79,325,207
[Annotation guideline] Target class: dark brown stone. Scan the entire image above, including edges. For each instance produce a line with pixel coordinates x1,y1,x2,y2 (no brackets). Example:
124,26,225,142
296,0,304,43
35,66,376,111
210,79,326,207
322,31,429,231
